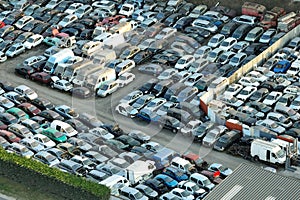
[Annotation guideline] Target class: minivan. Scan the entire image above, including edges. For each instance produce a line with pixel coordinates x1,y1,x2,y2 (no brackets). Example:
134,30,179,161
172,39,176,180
232,24,252,40
189,173,215,191
115,59,135,77
245,27,264,42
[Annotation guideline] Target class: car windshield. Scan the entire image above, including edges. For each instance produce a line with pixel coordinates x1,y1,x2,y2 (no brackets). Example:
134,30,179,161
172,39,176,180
30,140,39,147
287,109,296,115
27,38,34,43
210,38,218,43
276,149,285,158
177,58,187,64
65,126,74,133
99,84,109,90
181,190,190,197
231,57,239,63
203,179,211,185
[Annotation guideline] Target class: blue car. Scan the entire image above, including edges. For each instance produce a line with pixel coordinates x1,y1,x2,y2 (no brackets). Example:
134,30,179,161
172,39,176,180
273,60,291,73
136,109,160,123
198,15,223,27
162,167,189,182
154,174,178,189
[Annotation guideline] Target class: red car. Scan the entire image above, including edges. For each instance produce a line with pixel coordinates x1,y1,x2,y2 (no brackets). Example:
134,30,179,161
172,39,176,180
0,130,20,143
30,72,52,84
17,102,41,116
0,21,5,28
0,121,7,130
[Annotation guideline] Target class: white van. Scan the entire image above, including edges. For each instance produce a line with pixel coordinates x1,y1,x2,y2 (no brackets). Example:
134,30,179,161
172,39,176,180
84,68,116,91
119,3,135,17
99,174,130,195
115,59,135,77
50,120,78,137
82,41,103,56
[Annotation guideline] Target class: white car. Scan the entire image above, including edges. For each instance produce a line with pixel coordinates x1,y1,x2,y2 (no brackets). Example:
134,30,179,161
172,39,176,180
50,77,73,92
115,103,134,117
33,134,56,149
266,112,292,128
287,62,300,75
65,3,83,14
58,14,78,27
14,85,38,100
5,43,25,57
15,16,34,29
207,34,225,48
23,55,46,67
23,34,44,49
138,38,156,50
194,45,212,58
217,51,236,64
155,27,177,40
0,51,7,62
175,55,195,71
93,32,112,42
263,91,283,106
97,81,119,97
232,15,258,25
238,77,260,87
184,73,203,87
116,72,135,88
157,68,178,80
231,41,249,53
236,86,257,101
256,119,285,134
220,95,244,108
142,98,166,112
219,37,237,51
89,127,114,140
192,19,218,33
223,84,243,96
246,71,268,82
181,120,202,136
46,0,63,9
229,52,247,67
170,188,194,200
204,11,229,23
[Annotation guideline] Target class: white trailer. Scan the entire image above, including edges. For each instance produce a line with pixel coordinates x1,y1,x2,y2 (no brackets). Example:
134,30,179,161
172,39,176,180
118,160,156,186
250,139,286,165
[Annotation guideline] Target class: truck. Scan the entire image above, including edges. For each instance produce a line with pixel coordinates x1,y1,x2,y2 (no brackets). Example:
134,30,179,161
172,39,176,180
61,59,93,81
242,2,266,21
43,49,74,74
118,160,156,186
250,139,286,165
259,7,286,29
72,63,104,87
89,49,117,64
84,68,116,92
277,12,300,32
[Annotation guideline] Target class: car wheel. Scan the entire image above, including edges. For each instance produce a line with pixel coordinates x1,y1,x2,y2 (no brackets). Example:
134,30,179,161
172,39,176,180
254,156,259,162
172,128,177,133
159,124,163,129
25,74,29,79
50,83,54,88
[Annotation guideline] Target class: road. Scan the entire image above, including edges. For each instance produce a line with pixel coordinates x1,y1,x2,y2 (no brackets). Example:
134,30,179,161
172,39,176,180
1,44,296,178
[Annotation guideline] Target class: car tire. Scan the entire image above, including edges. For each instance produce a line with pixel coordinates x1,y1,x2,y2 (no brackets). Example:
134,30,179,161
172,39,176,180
172,129,177,133
25,74,29,79
254,156,259,162
50,83,54,88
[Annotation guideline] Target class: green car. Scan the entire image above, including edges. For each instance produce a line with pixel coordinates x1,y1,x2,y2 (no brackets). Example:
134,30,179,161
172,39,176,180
6,107,29,121
43,37,61,46
42,128,67,143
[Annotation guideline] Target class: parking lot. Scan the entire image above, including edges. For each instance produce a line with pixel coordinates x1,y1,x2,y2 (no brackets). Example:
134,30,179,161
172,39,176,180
0,0,300,199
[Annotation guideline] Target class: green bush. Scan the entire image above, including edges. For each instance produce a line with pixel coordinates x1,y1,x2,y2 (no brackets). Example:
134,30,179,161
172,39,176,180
0,148,110,199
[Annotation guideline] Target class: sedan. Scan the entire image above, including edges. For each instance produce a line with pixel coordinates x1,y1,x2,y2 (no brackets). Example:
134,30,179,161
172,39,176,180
33,133,56,149
23,34,44,49
5,43,25,57
30,72,52,84
154,174,178,189
223,84,243,96
263,91,283,106
256,119,285,134
34,151,60,167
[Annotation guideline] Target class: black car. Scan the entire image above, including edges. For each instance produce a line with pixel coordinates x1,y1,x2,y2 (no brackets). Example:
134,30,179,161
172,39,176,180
163,13,184,27
56,1,73,12
81,18,96,29
22,20,41,32
0,40,13,52
31,97,55,110
3,12,23,25
157,115,183,133
243,43,266,55
31,7,50,19
79,29,93,40
61,27,80,37
71,87,92,99
32,23,50,35
133,51,153,64
220,22,239,37
15,32,34,44
65,118,90,133
38,110,64,122
100,124,124,137
144,179,169,195
249,88,269,102
116,135,141,148
151,79,173,97
173,16,194,31
232,24,252,40
0,113,18,125
4,30,23,41
37,10,60,22
286,128,300,140
139,79,159,94
15,66,36,79
192,121,215,141
48,13,68,24
213,130,241,151
184,26,211,38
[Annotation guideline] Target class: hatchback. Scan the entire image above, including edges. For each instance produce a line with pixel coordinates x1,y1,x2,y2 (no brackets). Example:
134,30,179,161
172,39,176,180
5,43,25,57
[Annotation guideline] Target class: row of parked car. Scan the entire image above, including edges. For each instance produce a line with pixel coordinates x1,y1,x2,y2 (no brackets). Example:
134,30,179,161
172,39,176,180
0,79,237,199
